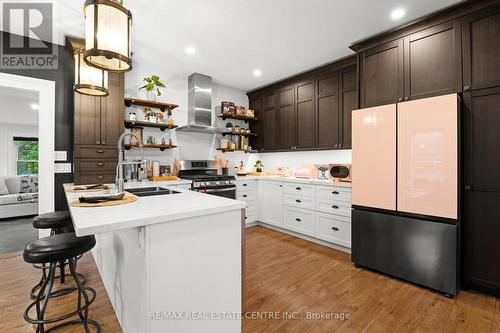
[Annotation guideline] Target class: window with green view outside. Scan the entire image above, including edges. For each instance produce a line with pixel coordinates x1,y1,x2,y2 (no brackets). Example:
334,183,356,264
15,138,38,175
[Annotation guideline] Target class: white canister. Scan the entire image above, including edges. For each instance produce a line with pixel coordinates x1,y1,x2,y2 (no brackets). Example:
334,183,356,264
220,139,229,149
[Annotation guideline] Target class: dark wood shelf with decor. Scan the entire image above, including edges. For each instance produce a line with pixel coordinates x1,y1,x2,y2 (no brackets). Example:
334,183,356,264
221,131,257,137
216,148,258,154
124,97,178,112
124,119,178,131
217,113,257,122
124,144,177,151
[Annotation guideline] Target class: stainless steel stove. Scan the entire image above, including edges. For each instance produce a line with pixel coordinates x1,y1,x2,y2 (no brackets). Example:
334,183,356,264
178,160,236,199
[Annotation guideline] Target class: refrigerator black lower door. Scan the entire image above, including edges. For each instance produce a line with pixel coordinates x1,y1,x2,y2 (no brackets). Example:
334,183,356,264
352,208,458,296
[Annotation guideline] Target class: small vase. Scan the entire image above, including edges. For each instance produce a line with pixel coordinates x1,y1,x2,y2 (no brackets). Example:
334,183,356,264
145,91,157,101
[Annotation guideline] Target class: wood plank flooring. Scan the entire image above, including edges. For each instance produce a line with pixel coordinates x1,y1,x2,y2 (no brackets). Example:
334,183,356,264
0,225,499,332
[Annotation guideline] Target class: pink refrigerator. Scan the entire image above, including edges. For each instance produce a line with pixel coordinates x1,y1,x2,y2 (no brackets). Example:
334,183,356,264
351,94,459,297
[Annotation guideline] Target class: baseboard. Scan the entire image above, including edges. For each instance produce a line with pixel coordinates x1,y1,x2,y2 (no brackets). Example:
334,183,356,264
255,221,351,254
245,221,258,228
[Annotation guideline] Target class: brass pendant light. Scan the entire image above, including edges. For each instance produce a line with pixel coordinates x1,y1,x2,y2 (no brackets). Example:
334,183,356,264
83,0,132,73
74,49,109,96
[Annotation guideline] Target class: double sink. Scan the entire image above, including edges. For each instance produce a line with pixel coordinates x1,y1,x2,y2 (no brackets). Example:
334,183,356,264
126,187,181,197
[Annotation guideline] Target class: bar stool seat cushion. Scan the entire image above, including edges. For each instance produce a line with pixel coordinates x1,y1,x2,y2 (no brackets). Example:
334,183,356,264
23,233,95,264
33,211,71,230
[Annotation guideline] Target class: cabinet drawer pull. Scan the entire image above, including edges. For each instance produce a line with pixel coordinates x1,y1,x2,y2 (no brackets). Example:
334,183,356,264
331,191,339,195
295,218,302,222
331,227,339,231
242,184,247,187
295,199,301,203
331,205,339,209
97,150,104,153
242,194,248,198
97,163,105,166
97,176,104,179
296,187,302,190
96,140,100,144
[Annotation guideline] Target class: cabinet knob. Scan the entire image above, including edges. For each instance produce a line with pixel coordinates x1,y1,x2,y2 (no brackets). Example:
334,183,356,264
97,163,104,166
464,85,471,92
398,97,403,102
242,194,248,198
242,184,247,187
332,191,339,195
97,176,104,179
331,227,339,231
404,97,409,101
97,150,104,153
295,199,301,203
96,140,100,144
296,187,301,190
331,205,339,209
295,218,302,222
102,140,106,145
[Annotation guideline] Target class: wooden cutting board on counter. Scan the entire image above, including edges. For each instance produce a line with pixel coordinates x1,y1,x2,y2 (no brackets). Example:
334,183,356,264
70,192,138,207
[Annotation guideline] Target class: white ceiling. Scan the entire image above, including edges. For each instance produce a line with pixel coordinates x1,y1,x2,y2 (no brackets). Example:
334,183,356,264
0,87,39,126
14,0,464,91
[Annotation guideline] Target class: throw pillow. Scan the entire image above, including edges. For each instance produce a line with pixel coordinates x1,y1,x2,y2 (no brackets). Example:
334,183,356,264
0,178,8,195
20,175,39,193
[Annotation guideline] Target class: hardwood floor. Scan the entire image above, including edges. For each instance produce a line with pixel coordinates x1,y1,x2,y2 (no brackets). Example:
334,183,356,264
0,225,499,332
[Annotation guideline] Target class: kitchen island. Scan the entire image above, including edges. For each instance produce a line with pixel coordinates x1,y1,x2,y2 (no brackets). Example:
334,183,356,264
64,182,245,333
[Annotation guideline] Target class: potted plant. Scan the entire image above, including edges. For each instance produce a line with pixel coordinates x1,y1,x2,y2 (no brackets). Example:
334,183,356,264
254,160,264,173
139,75,166,101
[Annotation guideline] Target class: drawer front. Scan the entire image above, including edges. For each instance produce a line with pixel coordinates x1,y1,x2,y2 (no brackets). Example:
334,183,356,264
283,207,315,236
316,186,352,202
76,160,116,172
284,183,315,197
236,180,256,192
316,198,352,218
284,194,315,210
237,191,255,202
76,172,115,185
74,145,118,159
316,213,351,248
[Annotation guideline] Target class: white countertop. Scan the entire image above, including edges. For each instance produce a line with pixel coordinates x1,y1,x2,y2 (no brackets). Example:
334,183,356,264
235,175,352,187
65,182,245,237
123,179,192,187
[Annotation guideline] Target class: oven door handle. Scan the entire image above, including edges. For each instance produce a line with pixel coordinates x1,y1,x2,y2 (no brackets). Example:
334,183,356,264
201,187,236,193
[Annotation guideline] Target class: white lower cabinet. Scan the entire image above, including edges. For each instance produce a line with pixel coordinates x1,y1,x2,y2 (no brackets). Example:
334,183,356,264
257,180,283,227
236,179,258,224
283,206,315,236
315,213,351,248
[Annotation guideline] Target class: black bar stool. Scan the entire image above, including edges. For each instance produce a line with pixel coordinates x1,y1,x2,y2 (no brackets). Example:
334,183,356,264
23,232,101,333
30,211,85,298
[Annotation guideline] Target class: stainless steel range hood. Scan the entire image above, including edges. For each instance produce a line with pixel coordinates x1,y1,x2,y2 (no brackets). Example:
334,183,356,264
177,73,218,134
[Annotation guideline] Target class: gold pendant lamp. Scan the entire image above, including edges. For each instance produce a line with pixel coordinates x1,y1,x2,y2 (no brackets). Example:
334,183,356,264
74,49,109,96
83,0,132,73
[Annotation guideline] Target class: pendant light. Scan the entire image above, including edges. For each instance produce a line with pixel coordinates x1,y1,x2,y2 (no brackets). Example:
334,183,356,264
83,0,132,73
74,49,109,96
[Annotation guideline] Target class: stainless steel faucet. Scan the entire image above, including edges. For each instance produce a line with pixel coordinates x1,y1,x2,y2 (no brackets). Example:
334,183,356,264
116,132,144,193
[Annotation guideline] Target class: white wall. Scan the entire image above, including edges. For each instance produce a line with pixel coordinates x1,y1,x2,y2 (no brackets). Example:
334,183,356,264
0,123,38,176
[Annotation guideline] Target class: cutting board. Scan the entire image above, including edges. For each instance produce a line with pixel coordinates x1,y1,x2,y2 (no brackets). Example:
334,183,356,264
70,192,138,207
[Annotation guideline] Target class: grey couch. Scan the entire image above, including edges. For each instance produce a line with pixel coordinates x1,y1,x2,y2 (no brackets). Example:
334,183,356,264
0,175,38,219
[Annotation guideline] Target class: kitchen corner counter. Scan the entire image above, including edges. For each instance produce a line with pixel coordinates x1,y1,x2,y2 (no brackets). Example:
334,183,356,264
235,175,352,187
64,183,245,237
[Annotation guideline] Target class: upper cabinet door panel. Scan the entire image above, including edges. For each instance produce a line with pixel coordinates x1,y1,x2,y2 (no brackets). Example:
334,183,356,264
397,94,458,219
463,7,500,91
263,91,277,150
278,85,294,106
316,72,340,148
249,94,264,150
100,73,124,146
296,81,315,149
352,104,397,210
74,92,100,145
277,85,296,149
405,21,462,100
341,66,358,148
360,40,403,108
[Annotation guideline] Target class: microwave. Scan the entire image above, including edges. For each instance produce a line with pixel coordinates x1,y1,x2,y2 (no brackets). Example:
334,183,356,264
328,164,352,182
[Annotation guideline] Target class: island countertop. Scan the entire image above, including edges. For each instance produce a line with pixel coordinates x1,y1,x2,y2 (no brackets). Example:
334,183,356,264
64,183,246,237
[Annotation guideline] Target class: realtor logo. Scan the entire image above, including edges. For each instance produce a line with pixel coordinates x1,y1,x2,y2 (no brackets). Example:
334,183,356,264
0,1,57,69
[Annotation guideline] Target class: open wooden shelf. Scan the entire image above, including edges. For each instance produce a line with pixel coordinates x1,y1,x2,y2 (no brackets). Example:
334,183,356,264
124,144,177,151
217,114,257,122
124,97,178,112
124,119,177,131
221,131,257,137
216,148,258,154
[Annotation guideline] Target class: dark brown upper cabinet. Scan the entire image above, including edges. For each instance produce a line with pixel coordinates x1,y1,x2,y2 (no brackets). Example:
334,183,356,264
262,91,277,151
295,79,315,149
277,85,296,149
463,6,500,92
316,71,340,148
249,93,264,151
340,65,358,148
404,20,462,100
360,40,403,108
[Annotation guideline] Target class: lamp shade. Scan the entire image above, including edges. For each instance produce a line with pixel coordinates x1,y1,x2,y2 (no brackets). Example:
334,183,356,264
83,0,132,73
74,50,109,96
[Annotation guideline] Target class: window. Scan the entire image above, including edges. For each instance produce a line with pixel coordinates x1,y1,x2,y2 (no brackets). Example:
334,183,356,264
14,137,39,175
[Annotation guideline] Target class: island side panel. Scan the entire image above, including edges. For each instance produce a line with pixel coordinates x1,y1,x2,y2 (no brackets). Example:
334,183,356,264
92,227,148,333
146,209,242,333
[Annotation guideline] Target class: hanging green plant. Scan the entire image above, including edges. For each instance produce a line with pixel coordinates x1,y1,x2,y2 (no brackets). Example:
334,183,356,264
139,75,166,96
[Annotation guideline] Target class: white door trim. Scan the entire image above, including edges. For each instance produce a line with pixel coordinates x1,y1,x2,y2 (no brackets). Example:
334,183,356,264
0,72,56,215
